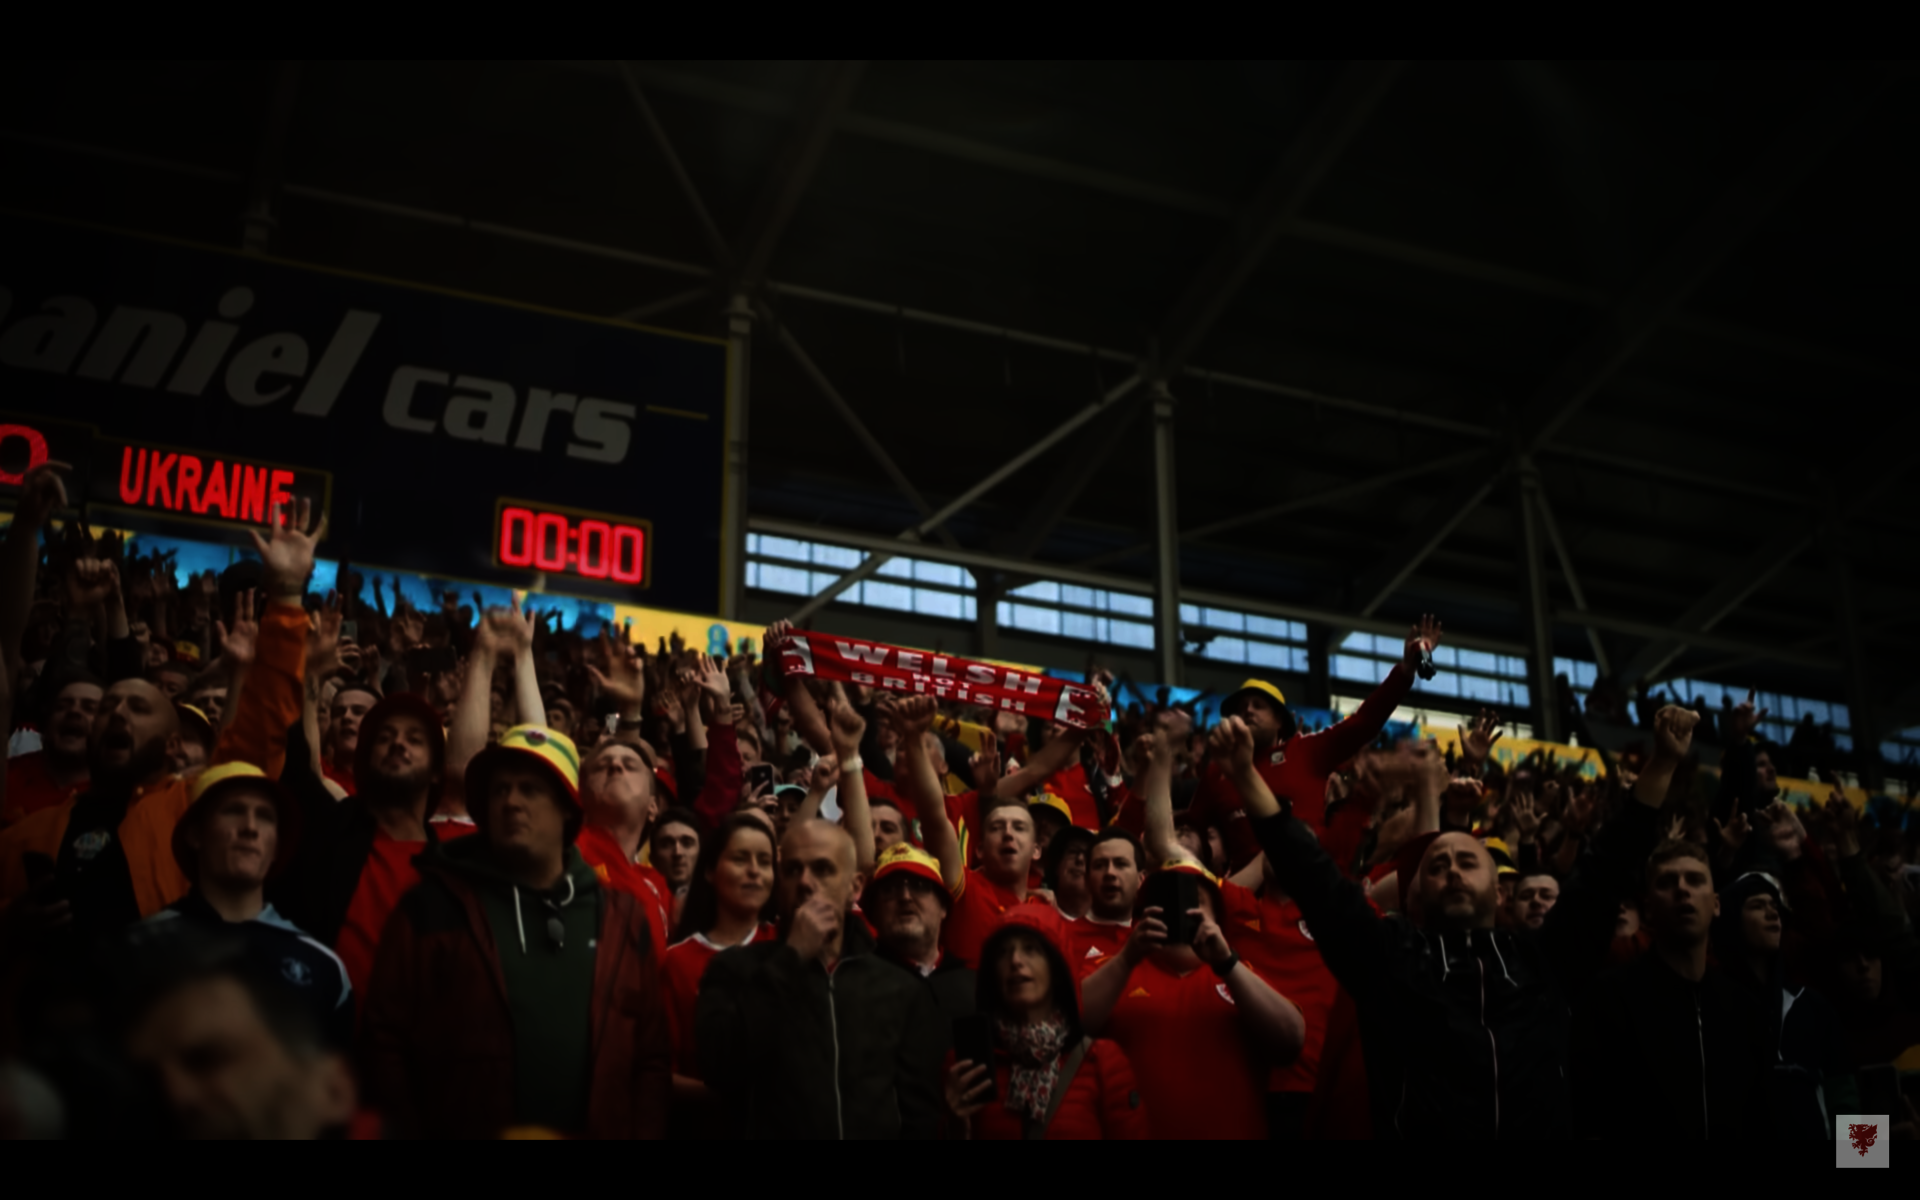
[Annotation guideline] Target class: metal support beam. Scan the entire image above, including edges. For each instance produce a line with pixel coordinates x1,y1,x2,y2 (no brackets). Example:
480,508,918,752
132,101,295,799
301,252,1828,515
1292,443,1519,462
749,515,1532,656
1003,396,1143,563
720,294,752,618
1829,528,1881,787
1528,480,1611,675
1153,62,1404,379
1342,453,1506,620
613,60,731,265
241,61,302,254
1612,527,1816,686
729,61,866,292
1559,611,1834,671
1516,464,1561,742
757,300,959,549
1077,448,1484,569
780,374,1142,623
975,575,1001,661
1523,68,1900,452
1150,386,1182,684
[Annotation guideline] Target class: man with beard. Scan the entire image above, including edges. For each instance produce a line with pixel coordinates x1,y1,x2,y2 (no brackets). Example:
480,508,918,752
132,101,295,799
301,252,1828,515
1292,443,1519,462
0,503,321,933
274,686,448,1001
1240,615,1685,1138
2,677,100,826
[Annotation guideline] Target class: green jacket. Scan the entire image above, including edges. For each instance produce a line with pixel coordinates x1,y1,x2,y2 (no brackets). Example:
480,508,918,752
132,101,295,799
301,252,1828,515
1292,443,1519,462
697,916,946,1139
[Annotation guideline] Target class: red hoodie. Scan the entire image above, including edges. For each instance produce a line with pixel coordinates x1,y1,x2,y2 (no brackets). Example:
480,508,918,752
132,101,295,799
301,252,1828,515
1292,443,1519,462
964,907,1151,1141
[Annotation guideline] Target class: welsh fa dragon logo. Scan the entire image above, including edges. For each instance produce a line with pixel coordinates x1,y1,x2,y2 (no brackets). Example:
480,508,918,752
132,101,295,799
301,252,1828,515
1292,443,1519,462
1848,1122,1878,1156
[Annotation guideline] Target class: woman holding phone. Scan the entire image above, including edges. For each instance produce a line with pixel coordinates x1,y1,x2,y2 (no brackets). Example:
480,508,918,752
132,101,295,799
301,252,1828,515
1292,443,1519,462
662,813,778,1080
944,906,1151,1139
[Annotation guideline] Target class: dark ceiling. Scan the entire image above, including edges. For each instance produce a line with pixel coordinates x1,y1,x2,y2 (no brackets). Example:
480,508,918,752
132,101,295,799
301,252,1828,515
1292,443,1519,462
3,59,1915,733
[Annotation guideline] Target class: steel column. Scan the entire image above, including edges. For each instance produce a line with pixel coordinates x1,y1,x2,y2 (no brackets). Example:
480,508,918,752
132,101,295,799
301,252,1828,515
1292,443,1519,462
720,294,752,619
241,61,302,254
1516,462,1561,742
1830,529,1881,788
1150,385,1182,685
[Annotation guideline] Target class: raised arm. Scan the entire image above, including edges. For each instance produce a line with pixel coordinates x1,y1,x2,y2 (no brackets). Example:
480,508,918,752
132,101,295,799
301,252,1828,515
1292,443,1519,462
789,753,837,826
1210,717,1278,820
826,685,875,877
1193,897,1305,1063
505,600,545,730
686,653,742,832
1139,730,1185,867
992,725,1084,800
214,500,324,779
766,620,832,756
446,609,511,795
1080,905,1163,1036
1630,704,1699,813
890,696,963,893
1538,706,1691,980
1308,614,1437,767
0,463,67,667
587,626,648,733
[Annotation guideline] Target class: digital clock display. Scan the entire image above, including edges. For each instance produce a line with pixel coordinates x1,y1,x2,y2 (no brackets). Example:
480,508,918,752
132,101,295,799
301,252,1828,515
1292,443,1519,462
495,499,650,586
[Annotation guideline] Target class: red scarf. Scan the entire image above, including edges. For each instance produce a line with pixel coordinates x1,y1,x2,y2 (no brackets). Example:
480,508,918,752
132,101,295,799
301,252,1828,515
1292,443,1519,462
768,631,1109,730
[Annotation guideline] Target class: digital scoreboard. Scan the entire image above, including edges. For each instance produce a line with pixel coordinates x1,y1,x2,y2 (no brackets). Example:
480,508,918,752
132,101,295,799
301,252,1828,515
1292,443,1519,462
495,499,651,587
0,214,725,609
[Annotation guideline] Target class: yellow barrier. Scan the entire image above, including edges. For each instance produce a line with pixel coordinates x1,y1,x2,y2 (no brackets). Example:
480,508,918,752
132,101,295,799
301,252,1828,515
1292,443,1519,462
612,604,763,658
1419,726,1605,779
608,604,1043,677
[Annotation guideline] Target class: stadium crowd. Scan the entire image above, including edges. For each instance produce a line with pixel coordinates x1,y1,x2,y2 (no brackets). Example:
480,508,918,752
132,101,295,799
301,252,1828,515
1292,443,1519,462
1,458,1917,1141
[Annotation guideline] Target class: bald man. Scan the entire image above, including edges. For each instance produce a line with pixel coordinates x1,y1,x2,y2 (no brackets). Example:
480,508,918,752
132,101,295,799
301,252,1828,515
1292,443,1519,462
697,819,947,1139
1223,618,1681,1140
0,508,323,933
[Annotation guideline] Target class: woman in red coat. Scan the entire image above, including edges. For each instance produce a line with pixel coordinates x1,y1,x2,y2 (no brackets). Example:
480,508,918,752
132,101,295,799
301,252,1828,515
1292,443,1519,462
946,906,1151,1139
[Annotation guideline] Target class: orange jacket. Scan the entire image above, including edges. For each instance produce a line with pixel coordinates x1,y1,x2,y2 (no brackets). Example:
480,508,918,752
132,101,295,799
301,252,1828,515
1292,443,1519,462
0,601,308,919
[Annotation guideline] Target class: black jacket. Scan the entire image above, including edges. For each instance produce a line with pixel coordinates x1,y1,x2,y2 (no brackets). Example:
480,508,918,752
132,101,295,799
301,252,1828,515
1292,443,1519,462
697,915,946,1139
1250,802,1655,1139
1572,951,1775,1138
270,723,443,947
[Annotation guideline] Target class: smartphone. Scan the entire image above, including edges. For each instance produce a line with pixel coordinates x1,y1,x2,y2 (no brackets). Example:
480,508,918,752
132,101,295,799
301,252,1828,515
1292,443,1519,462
745,763,776,793
340,620,358,641
951,1015,998,1102
1168,872,1201,945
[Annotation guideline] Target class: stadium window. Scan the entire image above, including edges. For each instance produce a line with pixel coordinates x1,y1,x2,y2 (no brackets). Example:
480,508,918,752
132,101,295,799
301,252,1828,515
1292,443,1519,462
1339,632,1530,707
746,534,977,622
1660,676,1855,751
1000,580,1155,649
1180,603,1310,673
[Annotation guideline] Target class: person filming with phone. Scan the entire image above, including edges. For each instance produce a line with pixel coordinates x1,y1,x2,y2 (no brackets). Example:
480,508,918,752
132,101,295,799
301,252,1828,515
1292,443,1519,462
945,905,1150,1139
1077,728,1305,1139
